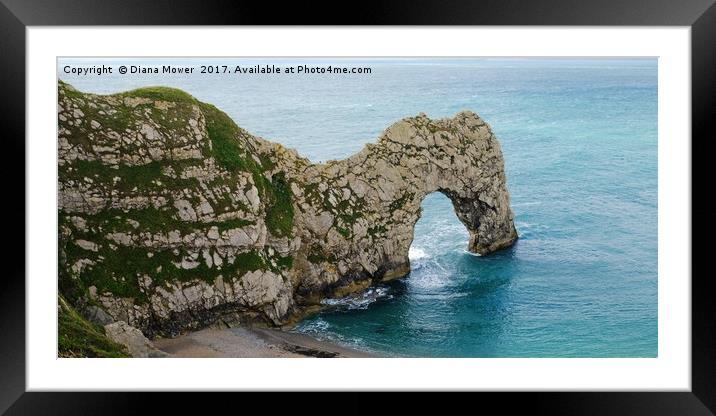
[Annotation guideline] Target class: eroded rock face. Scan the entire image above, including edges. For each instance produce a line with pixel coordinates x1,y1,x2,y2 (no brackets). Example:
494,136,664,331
57,81,517,338
290,111,518,303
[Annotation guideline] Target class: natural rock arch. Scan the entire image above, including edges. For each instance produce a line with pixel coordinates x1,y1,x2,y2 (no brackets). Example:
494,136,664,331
291,111,518,302
56,82,517,335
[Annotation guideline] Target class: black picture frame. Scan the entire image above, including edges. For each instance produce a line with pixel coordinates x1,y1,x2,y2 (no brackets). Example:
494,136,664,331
2,0,712,414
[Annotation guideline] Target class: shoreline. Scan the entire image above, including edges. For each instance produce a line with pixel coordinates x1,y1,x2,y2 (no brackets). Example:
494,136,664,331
152,326,376,358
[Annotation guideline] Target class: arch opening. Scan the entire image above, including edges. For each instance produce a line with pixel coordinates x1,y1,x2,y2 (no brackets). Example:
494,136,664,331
408,192,470,267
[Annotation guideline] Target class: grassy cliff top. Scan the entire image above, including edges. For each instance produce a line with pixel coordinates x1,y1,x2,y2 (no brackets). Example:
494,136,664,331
58,295,130,358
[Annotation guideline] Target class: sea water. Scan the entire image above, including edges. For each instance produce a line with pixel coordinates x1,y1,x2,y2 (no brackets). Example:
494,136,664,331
58,57,657,357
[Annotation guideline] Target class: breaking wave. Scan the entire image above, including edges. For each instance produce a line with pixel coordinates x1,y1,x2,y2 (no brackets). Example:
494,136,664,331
320,286,393,310
409,246,429,260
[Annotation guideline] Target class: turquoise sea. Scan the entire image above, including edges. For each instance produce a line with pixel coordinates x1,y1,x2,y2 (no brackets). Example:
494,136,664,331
58,57,658,357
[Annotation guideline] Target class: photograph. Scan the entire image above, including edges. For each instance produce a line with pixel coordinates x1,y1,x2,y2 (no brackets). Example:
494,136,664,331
57,57,657,359
3,5,707,410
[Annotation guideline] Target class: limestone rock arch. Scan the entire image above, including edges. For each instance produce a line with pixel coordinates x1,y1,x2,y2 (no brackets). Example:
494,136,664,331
291,111,518,301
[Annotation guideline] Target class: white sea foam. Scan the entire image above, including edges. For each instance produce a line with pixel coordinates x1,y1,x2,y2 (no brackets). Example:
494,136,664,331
512,201,542,207
407,259,454,290
320,286,392,310
408,246,429,260
515,221,532,229
514,221,548,238
296,317,330,333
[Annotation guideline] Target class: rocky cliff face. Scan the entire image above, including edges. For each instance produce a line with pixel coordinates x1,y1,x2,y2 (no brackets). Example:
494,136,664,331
58,81,517,337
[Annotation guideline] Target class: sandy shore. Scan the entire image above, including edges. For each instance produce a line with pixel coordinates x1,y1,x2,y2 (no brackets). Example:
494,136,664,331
152,326,375,358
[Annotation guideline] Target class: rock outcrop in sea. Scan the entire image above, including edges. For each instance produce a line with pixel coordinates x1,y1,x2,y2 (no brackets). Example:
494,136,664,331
57,81,518,337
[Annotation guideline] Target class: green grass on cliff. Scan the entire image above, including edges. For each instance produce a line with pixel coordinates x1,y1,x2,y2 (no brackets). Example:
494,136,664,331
274,254,294,270
63,239,269,304
389,191,414,212
305,242,338,264
197,102,295,238
61,208,255,237
58,295,130,358
199,103,252,172
301,182,366,242
60,210,265,305
120,86,199,104
60,82,198,106
264,172,294,237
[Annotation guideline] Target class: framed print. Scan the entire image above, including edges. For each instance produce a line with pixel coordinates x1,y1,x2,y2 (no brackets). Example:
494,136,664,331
3,0,713,414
